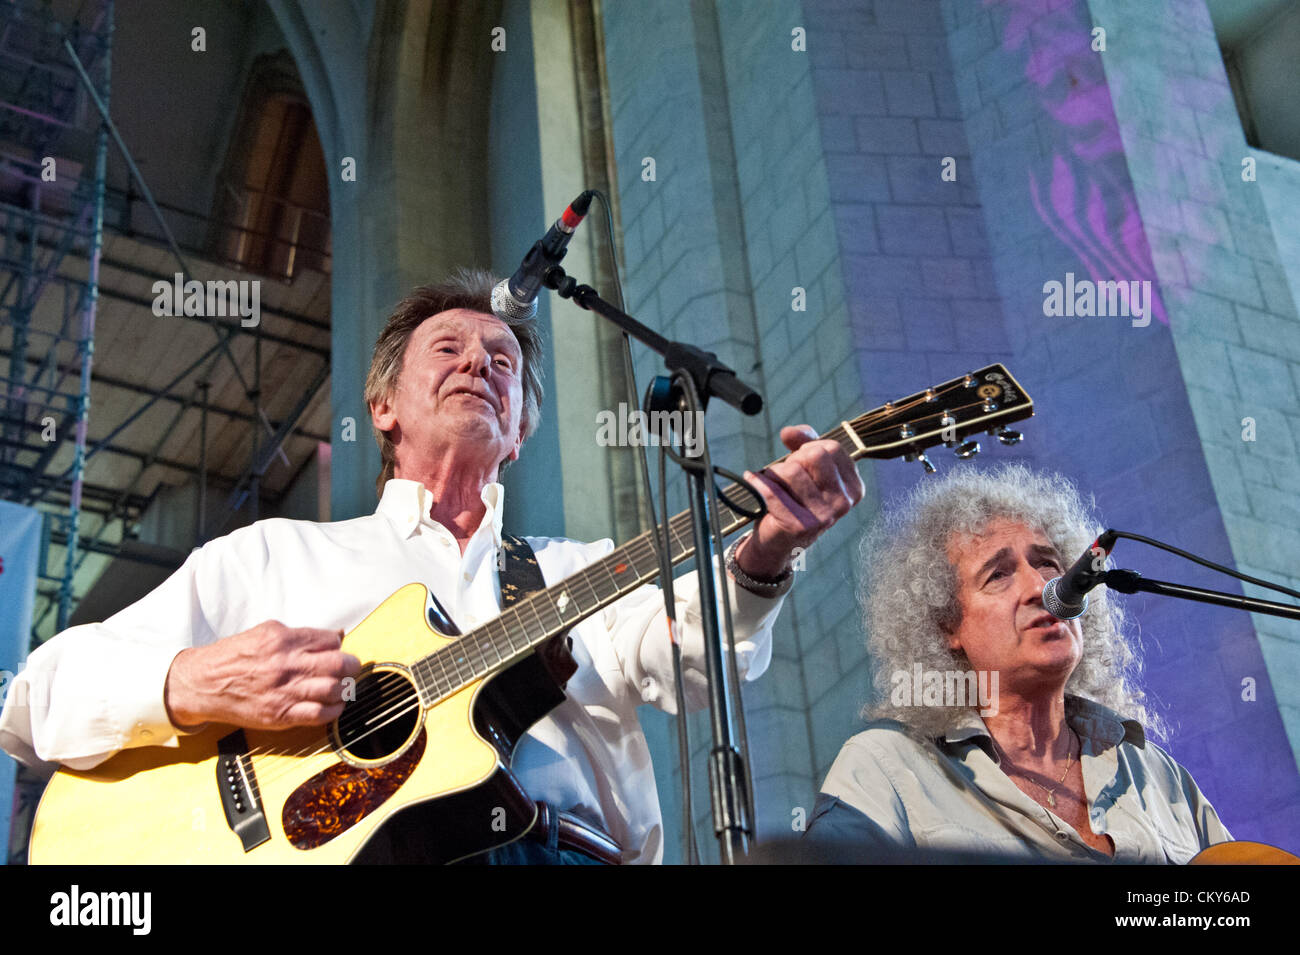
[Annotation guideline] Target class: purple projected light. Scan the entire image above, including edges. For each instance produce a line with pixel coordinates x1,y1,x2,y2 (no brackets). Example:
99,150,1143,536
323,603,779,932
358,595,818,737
994,0,1169,326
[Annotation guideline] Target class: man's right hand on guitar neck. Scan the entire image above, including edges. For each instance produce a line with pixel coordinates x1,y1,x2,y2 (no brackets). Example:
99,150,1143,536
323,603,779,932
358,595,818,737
163,621,362,731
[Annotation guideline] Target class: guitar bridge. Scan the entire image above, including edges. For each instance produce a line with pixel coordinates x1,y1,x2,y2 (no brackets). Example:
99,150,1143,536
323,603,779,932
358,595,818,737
216,730,271,852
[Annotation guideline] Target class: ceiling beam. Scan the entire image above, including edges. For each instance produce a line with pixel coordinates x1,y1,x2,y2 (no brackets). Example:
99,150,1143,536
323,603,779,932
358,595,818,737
0,252,330,358
0,468,152,512
43,528,183,569
0,424,210,480
0,344,331,442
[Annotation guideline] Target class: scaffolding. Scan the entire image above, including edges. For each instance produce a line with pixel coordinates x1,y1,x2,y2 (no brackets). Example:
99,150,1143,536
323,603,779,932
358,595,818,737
0,0,337,864
0,0,113,630
0,0,110,867
0,0,112,864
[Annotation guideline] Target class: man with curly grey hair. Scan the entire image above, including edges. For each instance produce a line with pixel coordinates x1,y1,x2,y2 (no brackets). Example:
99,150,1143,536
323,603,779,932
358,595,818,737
805,464,1231,863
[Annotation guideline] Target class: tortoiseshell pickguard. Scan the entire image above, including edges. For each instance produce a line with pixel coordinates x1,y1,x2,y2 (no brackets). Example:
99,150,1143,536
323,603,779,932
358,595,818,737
282,730,427,850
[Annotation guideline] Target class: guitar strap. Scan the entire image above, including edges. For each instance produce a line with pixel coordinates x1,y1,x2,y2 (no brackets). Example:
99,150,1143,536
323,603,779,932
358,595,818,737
355,534,576,865
498,533,547,607
498,533,577,688
493,534,618,863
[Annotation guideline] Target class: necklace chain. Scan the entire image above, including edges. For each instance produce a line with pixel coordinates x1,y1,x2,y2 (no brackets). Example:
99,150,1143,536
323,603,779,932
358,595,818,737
992,728,1077,809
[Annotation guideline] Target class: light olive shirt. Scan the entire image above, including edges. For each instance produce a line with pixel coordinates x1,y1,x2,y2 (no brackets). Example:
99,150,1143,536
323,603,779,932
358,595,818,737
808,695,1232,863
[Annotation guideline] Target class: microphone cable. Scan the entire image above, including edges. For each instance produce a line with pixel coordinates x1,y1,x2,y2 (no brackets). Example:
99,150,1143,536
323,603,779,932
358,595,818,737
590,189,700,864
1104,529,1300,600
588,189,765,863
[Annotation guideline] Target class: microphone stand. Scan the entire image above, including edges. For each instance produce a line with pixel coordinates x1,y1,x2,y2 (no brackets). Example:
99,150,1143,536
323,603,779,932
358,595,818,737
542,263,761,864
1101,569,1300,620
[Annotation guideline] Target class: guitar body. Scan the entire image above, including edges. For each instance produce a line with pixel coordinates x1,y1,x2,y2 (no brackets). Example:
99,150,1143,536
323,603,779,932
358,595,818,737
1190,841,1299,864
30,583,561,865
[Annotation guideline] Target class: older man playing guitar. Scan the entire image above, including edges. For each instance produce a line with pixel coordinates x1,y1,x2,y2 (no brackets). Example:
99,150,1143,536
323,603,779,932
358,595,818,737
1,268,864,865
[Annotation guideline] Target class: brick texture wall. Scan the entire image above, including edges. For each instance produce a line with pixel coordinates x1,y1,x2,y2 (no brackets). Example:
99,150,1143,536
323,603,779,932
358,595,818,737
596,0,1300,857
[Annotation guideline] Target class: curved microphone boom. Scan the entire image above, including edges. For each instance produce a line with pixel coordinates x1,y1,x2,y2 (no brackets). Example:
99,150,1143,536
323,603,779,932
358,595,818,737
1042,530,1117,620
492,190,595,321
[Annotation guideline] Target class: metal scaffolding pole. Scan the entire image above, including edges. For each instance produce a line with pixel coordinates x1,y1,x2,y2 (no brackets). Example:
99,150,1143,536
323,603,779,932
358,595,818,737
55,1,112,632
0,0,116,865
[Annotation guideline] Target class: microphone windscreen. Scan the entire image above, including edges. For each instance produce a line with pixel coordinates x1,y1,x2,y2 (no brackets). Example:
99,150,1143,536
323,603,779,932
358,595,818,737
491,280,538,322
1042,577,1088,620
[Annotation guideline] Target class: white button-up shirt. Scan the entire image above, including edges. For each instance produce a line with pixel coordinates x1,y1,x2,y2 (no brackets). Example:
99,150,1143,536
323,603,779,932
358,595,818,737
0,479,784,864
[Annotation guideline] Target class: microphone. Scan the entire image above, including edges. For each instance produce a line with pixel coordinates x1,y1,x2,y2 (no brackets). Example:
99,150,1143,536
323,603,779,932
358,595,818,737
492,190,595,321
1042,530,1117,620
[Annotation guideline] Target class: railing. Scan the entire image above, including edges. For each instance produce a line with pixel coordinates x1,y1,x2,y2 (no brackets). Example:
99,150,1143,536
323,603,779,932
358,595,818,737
215,178,331,280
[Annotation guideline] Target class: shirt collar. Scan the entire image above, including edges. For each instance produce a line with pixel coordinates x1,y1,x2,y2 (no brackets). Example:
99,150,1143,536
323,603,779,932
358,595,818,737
940,694,1147,762
1064,695,1146,749
377,478,505,547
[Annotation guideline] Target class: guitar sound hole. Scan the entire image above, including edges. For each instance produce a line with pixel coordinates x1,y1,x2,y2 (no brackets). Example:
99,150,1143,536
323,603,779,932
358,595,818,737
334,669,420,762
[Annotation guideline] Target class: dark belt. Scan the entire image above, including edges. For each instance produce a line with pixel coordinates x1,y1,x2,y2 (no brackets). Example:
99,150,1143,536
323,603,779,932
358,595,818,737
529,802,623,865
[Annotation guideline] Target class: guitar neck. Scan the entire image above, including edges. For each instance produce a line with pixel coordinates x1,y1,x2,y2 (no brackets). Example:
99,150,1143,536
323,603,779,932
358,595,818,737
408,478,760,707
408,364,1033,706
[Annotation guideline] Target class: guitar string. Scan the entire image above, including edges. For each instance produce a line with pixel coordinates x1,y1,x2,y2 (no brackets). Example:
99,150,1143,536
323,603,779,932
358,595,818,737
244,574,653,777
326,530,671,737
317,503,744,748
309,502,718,747
238,385,1013,782
313,535,666,739
301,528,691,754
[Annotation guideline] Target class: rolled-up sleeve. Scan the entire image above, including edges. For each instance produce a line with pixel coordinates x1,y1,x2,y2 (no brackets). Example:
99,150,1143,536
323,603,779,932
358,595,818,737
574,538,785,715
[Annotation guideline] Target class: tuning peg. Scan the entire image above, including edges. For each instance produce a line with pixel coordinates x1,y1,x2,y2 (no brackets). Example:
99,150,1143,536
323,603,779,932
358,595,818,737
995,428,1022,446
905,451,937,474
949,440,980,459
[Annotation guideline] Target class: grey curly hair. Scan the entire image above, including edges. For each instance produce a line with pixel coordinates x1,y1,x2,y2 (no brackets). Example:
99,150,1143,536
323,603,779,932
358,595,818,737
859,463,1164,740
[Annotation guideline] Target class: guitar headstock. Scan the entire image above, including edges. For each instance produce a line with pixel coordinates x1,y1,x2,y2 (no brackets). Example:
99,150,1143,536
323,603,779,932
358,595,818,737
839,365,1033,470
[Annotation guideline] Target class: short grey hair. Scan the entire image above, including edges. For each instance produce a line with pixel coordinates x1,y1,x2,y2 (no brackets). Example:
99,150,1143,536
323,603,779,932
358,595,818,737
859,463,1164,740
364,268,544,497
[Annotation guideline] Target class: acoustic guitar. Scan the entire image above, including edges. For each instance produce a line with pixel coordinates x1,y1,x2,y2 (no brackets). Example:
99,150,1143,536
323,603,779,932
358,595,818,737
1191,842,1299,864
29,365,1034,864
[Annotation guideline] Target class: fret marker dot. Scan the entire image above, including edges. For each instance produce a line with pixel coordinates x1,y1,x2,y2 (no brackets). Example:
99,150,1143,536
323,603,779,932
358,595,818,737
557,592,570,613
615,563,628,574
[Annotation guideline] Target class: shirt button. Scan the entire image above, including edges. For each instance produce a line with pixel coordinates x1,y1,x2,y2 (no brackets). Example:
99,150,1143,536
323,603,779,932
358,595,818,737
140,728,153,740
1054,830,1069,841
463,572,472,582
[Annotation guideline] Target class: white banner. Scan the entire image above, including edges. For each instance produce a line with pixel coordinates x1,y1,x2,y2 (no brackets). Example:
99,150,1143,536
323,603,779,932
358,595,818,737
0,500,42,860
